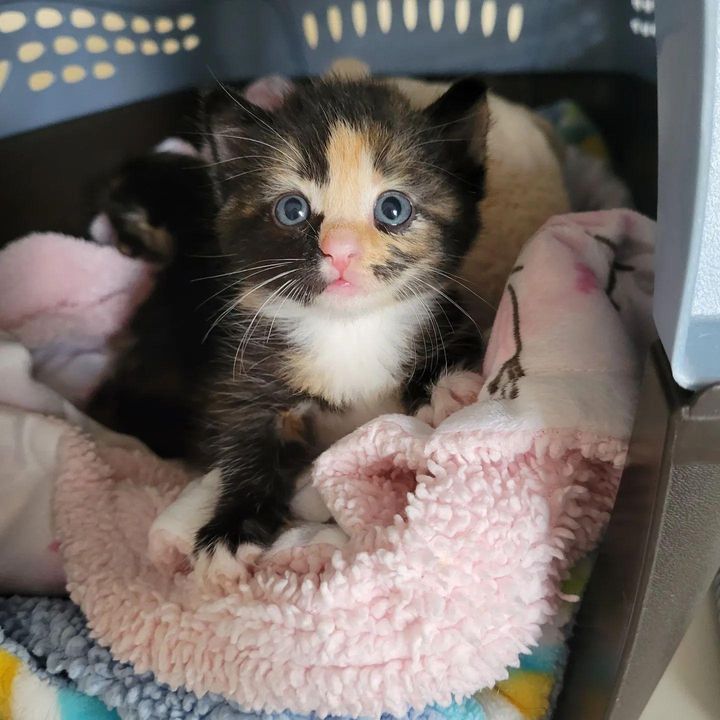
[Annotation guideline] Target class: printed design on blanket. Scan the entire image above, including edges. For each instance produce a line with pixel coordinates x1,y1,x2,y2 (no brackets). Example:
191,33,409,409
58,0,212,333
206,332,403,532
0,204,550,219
487,280,525,400
594,232,655,315
0,618,120,720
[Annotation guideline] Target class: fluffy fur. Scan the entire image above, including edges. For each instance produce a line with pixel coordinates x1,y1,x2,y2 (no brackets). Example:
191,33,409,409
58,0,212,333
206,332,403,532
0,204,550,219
87,151,219,459
195,76,489,551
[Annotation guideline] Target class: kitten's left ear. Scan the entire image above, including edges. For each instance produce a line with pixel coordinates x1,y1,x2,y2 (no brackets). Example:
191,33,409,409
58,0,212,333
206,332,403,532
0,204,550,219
425,76,489,158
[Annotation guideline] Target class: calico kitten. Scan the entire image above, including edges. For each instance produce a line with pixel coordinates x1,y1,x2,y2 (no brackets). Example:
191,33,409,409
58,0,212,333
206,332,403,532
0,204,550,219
194,76,490,552
87,149,220,459
93,75,490,553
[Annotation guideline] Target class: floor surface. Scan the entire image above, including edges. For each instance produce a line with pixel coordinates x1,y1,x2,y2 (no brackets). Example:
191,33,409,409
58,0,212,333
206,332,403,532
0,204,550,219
639,592,720,719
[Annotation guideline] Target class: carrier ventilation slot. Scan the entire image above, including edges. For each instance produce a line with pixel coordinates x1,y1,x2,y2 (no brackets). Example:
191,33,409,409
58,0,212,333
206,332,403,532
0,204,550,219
630,0,655,38
302,0,524,46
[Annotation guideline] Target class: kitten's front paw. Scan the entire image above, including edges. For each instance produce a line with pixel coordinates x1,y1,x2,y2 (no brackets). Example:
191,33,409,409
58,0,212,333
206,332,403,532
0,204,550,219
193,541,261,582
416,370,484,428
148,469,223,572
194,505,287,556
192,512,285,580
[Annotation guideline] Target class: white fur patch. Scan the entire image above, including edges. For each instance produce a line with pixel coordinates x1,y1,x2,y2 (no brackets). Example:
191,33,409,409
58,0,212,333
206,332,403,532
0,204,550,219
153,137,199,157
272,297,430,407
268,523,349,554
88,212,116,246
147,469,221,568
311,395,404,449
290,467,331,522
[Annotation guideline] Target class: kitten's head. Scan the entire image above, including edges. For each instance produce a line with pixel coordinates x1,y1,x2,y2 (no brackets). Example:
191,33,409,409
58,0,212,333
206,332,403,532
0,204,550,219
204,75,488,316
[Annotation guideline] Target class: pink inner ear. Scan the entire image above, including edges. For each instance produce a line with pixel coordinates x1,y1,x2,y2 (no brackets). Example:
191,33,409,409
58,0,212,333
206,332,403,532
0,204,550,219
243,75,293,111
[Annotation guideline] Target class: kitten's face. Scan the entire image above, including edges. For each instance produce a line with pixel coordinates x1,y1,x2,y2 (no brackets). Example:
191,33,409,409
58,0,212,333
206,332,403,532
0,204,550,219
206,78,487,317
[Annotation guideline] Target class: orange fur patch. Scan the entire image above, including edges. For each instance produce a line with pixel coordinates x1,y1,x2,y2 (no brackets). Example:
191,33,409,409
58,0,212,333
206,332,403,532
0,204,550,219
276,407,310,444
318,123,398,268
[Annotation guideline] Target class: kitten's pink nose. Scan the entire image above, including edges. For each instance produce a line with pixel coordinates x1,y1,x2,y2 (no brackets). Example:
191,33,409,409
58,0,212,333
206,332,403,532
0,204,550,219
320,228,361,275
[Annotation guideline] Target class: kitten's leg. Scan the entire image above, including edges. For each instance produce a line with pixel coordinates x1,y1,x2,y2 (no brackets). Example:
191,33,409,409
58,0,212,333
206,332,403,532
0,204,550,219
194,395,317,554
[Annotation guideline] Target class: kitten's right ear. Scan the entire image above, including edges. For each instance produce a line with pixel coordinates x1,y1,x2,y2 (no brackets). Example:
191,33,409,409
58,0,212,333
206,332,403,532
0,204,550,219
202,85,266,171
201,77,293,167
243,74,294,112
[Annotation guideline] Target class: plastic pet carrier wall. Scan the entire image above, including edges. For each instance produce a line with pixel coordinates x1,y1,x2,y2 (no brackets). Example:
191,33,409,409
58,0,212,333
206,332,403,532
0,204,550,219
1,3,719,720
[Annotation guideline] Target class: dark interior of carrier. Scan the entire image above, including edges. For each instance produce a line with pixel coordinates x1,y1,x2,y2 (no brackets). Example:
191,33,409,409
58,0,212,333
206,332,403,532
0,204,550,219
0,73,658,248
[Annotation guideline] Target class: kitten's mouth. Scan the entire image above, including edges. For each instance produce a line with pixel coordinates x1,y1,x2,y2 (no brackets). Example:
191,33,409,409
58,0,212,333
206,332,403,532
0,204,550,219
321,263,365,296
325,278,358,295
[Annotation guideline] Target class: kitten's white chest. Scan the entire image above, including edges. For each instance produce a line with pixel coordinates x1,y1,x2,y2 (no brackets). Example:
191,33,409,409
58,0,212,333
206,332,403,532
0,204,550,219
281,301,423,407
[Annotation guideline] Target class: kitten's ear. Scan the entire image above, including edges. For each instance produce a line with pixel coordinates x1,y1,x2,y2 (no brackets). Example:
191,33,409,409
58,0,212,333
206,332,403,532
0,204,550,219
243,75,294,112
424,76,489,158
201,77,293,164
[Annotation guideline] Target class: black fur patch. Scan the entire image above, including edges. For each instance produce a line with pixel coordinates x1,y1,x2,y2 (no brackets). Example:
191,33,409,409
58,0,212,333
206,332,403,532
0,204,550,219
372,260,406,279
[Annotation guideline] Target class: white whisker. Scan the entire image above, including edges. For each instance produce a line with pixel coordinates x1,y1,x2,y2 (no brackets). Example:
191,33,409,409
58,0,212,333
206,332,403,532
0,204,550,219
234,274,299,376
193,259,300,283
202,267,300,343
413,277,483,339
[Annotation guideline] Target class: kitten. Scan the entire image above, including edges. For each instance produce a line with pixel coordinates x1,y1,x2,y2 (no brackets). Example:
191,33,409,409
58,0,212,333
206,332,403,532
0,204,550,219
195,76,491,551
87,149,220,459
92,75,490,553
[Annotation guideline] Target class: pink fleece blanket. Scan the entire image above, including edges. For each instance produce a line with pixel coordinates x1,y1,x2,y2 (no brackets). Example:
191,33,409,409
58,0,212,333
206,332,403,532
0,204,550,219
33,210,653,717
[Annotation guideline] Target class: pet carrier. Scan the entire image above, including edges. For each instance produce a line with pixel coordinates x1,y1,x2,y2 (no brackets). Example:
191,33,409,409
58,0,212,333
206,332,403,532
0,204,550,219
0,2,718,720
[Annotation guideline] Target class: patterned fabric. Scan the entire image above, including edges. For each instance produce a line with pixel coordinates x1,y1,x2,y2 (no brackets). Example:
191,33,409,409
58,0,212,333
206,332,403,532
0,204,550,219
537,100,609,159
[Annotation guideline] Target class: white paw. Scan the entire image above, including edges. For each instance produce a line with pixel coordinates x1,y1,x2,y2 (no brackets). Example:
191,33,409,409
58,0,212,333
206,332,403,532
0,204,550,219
415,370,484,428
268,523,349,554
147,469,221,570
290,467,332,523
193,542,262,582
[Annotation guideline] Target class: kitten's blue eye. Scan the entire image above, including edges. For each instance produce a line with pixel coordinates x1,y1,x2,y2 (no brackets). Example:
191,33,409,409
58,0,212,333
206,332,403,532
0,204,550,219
374,191,414,230
274,194,309,226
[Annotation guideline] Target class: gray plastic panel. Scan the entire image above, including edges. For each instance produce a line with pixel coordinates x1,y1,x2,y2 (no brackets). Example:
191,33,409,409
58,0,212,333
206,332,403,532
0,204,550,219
556,344,720,720
0,1,304,139
655,0,720,389
0,0,656,139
